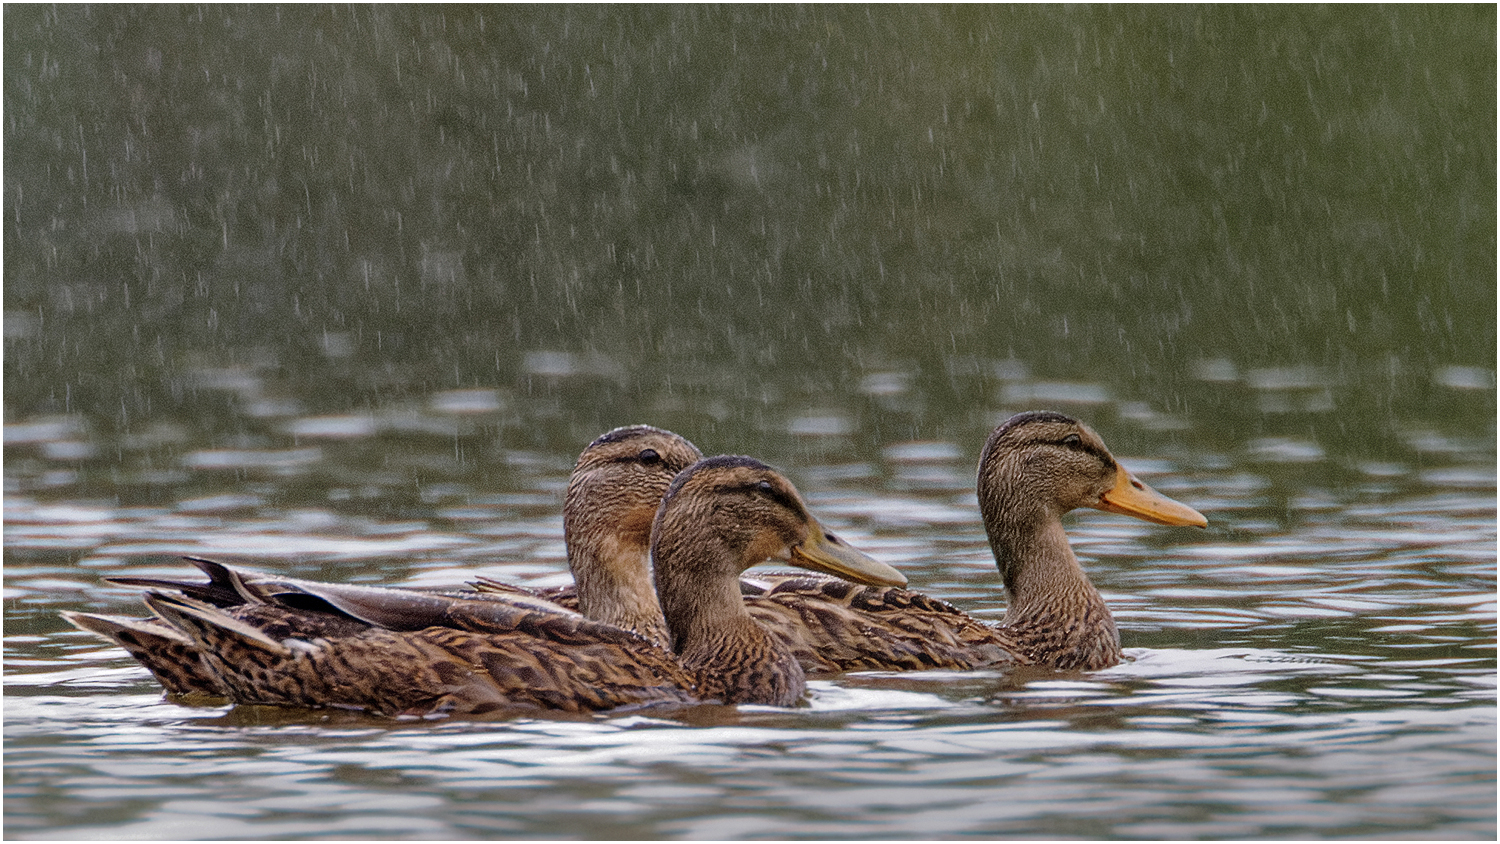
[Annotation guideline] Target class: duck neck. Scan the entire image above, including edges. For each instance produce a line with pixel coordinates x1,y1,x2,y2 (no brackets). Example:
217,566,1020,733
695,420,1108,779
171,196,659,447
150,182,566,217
654,535,805,706
991,517,1101,615
655,531,755,657
984,501,1120,669
568,534,670,648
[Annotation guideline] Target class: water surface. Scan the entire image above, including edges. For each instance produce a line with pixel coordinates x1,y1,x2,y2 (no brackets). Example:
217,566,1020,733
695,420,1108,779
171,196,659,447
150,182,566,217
6,396,1494,838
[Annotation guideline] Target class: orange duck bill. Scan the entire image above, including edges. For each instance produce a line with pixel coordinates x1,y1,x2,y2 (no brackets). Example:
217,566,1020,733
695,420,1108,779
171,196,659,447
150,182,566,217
1092,463,1208,528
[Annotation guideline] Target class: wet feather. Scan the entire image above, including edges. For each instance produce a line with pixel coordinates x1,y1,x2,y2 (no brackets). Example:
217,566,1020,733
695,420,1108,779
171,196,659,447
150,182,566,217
63,439,905,715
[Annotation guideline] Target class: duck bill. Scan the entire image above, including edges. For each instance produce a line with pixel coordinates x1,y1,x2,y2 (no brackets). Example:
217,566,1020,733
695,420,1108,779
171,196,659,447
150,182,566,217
1093,463,1208,528
785,522,908,587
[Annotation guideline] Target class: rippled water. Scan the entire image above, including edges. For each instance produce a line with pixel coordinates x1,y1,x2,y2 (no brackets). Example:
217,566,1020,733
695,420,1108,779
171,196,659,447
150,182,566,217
5,386,1494,840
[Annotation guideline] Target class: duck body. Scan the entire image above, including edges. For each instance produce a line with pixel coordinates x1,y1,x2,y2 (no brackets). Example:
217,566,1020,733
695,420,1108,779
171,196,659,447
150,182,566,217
743,574,1018,671
66,425,704,711
64,440,907,716
143,588,697,715
488,573,1014,672
67,556,700,716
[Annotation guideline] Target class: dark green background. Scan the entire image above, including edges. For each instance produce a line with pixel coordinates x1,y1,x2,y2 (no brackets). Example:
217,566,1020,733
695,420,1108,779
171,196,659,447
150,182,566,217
5,5,1494,467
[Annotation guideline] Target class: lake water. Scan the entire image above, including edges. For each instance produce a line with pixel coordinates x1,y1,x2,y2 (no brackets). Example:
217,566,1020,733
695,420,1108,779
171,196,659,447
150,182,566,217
4,5,1495,840
6,384,1494,839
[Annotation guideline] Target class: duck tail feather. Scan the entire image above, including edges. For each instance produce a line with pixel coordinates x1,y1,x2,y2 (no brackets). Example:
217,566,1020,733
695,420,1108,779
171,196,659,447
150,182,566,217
100,556,257,607
143,591,294,656
60,610,194,647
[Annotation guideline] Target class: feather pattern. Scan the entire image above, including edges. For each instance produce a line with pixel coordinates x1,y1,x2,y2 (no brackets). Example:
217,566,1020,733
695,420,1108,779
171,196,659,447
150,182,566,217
63,443,907,715
474,412,1206,673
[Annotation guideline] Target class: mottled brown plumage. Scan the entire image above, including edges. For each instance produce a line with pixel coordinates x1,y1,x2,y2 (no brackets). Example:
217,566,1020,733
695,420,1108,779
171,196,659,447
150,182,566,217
498,571,1014,672
60,610,229,697
562,425,703,646
134,589,697,715
479,412,1207,673
647,456,906,704
740,573,1015,672
742,411,1205,671
63,449,906,714
970,411,1206,668
63,425,698,701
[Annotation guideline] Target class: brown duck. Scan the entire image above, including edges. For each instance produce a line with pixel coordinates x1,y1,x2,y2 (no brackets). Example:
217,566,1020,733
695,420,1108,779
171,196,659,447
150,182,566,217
62,425,703,699
738,410,1206,670
481,411,1207,672
63,453,907,714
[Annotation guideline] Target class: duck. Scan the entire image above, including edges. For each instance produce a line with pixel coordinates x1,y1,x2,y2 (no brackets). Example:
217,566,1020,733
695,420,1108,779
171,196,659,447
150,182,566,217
770,410,1205,671
62,424,704,699
79,422,992,683
63,453,908,714
561,424,704,646
477,411,1206,672
71,411,1204,700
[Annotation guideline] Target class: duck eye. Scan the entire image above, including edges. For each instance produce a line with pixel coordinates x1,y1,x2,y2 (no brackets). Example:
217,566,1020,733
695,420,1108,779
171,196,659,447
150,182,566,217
638,448,661,465
756,480,774,494
1061,434,1082,448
